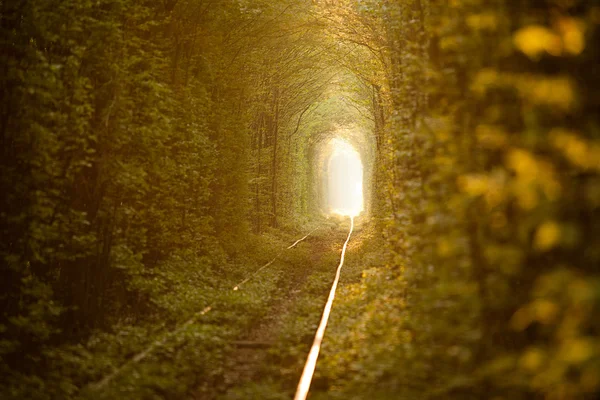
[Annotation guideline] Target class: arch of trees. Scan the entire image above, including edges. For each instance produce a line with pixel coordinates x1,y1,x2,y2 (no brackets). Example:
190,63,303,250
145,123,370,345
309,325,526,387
1,0,599,399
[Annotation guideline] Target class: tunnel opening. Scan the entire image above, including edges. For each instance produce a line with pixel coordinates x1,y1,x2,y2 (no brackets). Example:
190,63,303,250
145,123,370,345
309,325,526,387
309,124,375,223
326,138,364,217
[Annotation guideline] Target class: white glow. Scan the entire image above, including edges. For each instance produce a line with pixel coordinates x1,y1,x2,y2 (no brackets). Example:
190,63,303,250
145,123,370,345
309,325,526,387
327,139,364,217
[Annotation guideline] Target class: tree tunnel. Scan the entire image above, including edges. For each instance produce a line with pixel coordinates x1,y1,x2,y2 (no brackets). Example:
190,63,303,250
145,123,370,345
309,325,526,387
273,71,377,228
5,0,600,399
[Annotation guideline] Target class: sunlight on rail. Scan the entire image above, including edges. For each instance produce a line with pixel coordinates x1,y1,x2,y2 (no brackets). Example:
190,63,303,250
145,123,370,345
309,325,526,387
328,139,363,217
232,227,319,291
294,217,354,400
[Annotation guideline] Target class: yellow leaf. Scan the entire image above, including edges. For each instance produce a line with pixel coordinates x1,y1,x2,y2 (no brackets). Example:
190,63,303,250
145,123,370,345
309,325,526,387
440,35,461,51
507,148,537,173
534,221,561,251
514,25,562,59
506,147,561,208
558,17,585,55
467,13,499,31
470,69,499,94
458,174,488,196
526,77,576,110
516,188,539,210
532,299,559,324
520,347,545,371
484,172,507,209
568,279,595,305
511,307,532,331
551,130,600,171
561,338,594,364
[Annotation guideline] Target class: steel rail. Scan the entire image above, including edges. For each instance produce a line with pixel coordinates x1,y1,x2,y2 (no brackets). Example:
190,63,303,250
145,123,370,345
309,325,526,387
233,226,320,291
294,217,354,400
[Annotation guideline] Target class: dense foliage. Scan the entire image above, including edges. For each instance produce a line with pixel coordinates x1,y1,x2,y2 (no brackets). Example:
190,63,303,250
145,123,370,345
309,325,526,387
0,0,333,397
1,0,599,399
315,1,600,399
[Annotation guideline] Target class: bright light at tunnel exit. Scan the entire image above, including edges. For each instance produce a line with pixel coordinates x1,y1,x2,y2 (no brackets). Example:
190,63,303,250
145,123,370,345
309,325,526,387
327,138,364,217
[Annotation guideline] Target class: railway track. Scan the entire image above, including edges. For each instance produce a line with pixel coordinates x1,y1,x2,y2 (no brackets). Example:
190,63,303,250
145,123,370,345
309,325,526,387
294,216,354,400
86,219,355,399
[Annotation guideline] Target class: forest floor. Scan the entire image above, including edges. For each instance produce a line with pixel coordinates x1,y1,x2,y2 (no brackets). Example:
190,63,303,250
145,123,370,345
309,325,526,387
191,219,365,399
72,219,373,400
